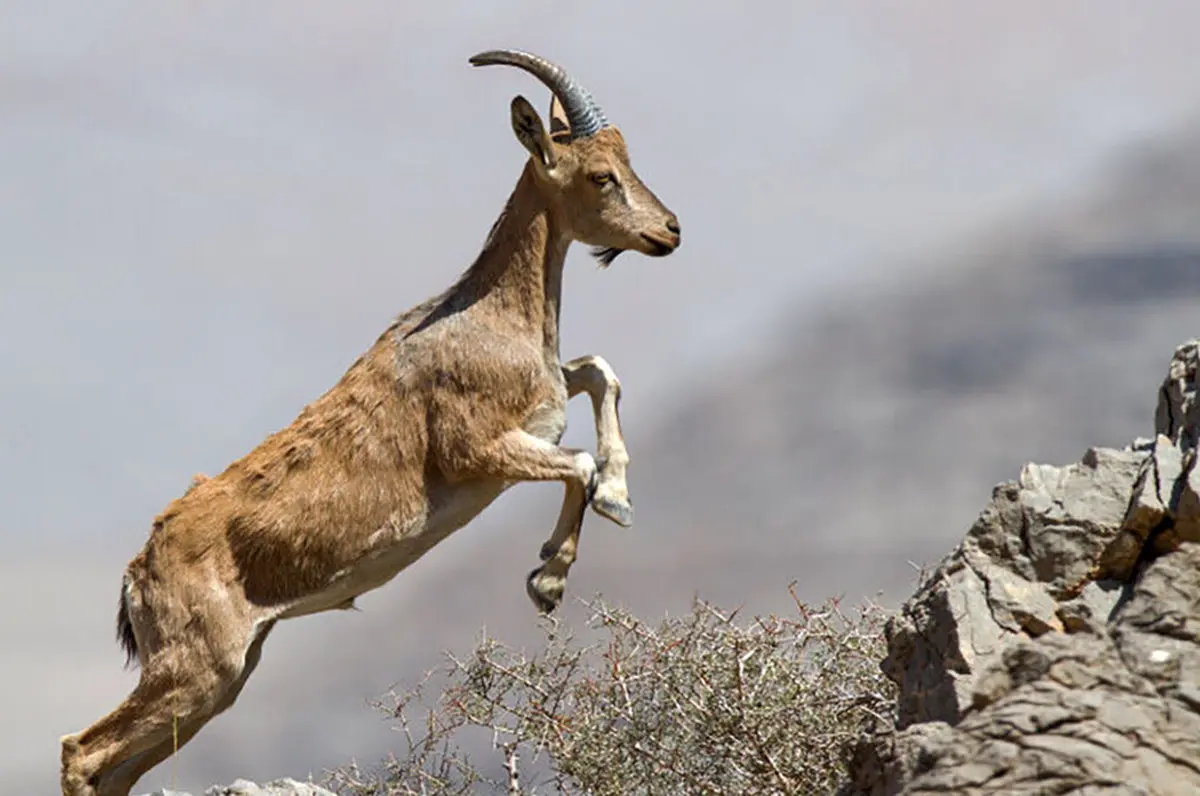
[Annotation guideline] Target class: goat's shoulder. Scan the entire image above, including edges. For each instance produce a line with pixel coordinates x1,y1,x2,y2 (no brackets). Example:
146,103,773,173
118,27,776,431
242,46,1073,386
383,299,547,393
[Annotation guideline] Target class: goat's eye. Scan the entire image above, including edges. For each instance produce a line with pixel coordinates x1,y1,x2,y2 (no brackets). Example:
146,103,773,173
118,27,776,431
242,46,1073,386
589,171,614,186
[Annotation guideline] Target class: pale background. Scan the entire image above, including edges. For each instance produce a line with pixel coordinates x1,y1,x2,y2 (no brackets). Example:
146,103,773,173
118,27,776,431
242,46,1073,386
5,2,1200,792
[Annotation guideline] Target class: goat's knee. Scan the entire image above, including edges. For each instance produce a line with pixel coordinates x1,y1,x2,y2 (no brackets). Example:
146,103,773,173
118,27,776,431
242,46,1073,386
586,354,621,394
564,354,620,400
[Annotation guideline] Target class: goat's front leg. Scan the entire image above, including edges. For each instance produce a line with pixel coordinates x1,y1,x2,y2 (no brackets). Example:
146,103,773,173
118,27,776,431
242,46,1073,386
448,429,597,613
527,473,593,613
563,355,633,528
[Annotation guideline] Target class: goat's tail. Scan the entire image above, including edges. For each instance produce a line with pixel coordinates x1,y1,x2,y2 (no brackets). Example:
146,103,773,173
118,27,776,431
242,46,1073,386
115,574,138,669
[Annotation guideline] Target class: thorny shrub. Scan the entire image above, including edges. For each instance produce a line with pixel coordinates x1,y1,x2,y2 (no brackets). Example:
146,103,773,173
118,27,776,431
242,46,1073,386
327,588,895,796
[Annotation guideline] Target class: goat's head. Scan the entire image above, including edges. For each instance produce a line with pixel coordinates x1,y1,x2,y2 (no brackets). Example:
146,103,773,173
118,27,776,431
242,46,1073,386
470,49,681,266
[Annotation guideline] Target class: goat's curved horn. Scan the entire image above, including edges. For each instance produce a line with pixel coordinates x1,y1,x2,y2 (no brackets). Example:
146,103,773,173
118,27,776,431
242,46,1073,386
469,49,608,140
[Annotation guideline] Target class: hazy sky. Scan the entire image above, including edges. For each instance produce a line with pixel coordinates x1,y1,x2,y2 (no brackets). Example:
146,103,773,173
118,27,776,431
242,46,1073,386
5,2,1200,792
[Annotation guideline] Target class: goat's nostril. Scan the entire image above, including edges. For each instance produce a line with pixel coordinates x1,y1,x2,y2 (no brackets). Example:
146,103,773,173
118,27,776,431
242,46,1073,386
666,218,681,235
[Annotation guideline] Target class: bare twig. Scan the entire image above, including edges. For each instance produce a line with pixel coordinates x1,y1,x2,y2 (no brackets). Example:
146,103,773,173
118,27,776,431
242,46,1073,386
503,742,520,796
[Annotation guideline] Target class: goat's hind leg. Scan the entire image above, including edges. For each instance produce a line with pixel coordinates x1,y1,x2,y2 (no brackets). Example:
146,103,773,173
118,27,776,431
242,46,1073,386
563,355,633,528
60,656,202,796
61,621,273,796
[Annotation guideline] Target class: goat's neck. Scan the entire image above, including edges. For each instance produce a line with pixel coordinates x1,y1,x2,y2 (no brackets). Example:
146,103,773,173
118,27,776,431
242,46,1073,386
462,164,570,367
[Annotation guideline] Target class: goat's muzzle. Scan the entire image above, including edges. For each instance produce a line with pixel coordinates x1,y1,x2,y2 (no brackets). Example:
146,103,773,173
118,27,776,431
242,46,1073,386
641,217,681,256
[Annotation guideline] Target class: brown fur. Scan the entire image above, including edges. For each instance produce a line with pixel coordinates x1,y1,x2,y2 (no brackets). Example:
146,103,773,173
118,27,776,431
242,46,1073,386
61,67,679,796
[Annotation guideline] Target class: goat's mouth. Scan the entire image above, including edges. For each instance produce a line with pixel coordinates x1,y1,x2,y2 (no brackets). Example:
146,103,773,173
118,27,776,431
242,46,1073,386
640,233,677,257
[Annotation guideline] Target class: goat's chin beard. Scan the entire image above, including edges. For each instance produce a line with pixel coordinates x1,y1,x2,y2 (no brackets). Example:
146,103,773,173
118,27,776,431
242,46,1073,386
590,246,625,267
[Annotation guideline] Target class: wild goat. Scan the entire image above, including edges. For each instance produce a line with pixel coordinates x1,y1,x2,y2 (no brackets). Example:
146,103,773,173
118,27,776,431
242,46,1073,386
60,49,680,796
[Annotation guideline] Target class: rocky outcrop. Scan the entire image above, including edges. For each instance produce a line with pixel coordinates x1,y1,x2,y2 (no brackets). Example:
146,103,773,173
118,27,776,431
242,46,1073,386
841,340,1200,795
140,778,335,796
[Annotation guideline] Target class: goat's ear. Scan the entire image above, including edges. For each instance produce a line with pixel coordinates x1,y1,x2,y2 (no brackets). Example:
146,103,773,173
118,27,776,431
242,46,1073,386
510,95,556,170
548,94,571,143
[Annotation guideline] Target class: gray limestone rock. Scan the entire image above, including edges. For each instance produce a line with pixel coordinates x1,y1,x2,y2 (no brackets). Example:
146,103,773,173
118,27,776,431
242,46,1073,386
140,778,336,796
843,339,1200,796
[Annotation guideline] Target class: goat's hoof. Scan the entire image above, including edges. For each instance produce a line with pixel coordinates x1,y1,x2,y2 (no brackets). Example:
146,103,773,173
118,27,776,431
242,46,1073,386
526,568,563,614
592,490,634,528
60,735,94,796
